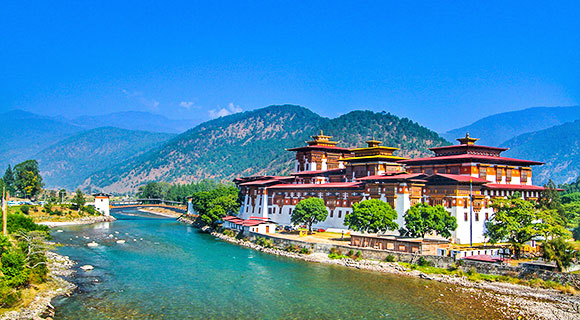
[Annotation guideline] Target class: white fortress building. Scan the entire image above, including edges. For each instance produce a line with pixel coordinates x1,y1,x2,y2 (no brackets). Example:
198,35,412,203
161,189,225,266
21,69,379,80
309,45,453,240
234,133,545,244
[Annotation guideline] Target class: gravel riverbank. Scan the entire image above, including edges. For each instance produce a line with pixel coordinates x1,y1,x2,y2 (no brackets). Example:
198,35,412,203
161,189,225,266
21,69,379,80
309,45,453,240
0,251,76,320
38,215,116,227
207,229,580,320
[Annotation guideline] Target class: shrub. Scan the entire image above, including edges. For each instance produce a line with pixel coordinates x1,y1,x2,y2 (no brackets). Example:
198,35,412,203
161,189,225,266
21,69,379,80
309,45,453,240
417,256,432,267
348,249,355,256
300,247,311,255
467,267,477,276
255,237,274,248
385,255,396,262
7,214,49,234
0,284,21,308
20,205,30,215
285,244,299,252
1,250,29,288
43,203,53,214
222,229,236,237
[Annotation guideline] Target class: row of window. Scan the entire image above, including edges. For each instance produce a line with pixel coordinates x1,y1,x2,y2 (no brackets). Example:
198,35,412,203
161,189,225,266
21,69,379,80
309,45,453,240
463,211,489,221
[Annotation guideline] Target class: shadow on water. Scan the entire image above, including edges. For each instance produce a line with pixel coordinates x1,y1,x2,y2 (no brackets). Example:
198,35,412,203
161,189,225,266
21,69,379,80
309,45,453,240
51,210,511,320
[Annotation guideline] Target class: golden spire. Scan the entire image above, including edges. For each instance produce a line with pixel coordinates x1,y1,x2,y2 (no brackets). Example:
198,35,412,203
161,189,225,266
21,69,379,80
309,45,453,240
457,132,479,145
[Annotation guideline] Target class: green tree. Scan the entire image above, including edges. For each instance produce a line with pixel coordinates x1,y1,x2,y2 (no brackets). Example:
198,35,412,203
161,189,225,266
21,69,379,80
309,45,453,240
13,160,43,199
137,182,170,201
573,225,580,241
72,189,86,211
191,185,240,226
485,197,562,258
402,203,457,238
2,165,15,194
344,199,398,233
291,197,328,233
542,238,577,272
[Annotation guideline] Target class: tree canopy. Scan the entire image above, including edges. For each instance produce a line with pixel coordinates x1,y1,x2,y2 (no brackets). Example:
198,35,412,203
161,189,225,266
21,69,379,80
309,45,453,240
542,238,577,272
344,199,398,233
72,189,86,211
485,197,569,258
402,203,457,238
191,185,240,226
13,160,43,199
291,197,328,233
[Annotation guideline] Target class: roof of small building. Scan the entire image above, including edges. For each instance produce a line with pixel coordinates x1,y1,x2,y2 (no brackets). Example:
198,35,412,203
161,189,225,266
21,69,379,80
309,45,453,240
286,145,352,152
482,184,547,191
357,173,426,181
429,173,490,183
292,168,346,176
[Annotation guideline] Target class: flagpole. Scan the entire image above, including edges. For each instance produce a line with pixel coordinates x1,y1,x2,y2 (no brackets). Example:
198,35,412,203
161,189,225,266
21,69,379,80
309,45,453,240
469,178,473,247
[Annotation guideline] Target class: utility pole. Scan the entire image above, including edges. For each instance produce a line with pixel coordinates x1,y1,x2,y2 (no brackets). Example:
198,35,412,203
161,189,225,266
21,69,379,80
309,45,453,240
2,187,7,236
469,178,473,247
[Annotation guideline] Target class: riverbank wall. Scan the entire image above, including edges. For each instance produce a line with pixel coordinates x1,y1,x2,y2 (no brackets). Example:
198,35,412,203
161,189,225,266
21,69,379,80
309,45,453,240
248,232,580,288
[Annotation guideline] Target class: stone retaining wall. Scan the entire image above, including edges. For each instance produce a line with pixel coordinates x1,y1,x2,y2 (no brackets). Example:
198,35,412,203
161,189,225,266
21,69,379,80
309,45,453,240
250,232,580,287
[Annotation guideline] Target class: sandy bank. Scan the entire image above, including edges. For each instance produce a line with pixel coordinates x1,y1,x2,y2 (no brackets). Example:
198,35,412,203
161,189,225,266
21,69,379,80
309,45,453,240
38,215,116,227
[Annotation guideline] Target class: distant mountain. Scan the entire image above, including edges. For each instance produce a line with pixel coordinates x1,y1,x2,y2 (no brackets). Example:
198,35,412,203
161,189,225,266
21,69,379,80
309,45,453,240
72,111,200,134
82,105,450,192
36,127,174,189
443,106,580,146
502,120,580,185
0,110,83,168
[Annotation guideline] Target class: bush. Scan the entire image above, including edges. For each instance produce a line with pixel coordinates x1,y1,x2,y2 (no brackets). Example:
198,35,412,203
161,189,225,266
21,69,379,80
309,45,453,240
1,251,29,288
222,229,235,237
300,247,311,255
83,205,99,215
43,203,53,214
417,256,432,267
467,267,477,276
385,255,396,262
19,205,30,215
285,244,299,252
255,237,274,248
7,214,49,234
0,284,22,308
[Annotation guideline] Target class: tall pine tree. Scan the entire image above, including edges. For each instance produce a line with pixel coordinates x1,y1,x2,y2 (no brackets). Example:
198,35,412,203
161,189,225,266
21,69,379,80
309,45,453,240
3,165,15,194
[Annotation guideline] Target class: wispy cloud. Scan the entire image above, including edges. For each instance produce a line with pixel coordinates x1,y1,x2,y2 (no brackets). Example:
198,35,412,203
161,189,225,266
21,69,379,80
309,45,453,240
209,102,243,119
122,89,160,111
179,101,195,109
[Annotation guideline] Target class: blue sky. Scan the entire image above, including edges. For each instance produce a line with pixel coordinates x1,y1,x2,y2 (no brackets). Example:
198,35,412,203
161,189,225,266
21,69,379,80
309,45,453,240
1,1,578,132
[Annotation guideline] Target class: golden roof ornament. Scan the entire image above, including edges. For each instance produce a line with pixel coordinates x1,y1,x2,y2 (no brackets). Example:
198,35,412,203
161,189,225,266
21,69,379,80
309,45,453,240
457,132,479,145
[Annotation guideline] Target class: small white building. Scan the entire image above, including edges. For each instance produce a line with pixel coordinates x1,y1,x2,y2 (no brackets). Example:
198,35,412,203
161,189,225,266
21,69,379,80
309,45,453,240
222,216,277,235
93,193,110,216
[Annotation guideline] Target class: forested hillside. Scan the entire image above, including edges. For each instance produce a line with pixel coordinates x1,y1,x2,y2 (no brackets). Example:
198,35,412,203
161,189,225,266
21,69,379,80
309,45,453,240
502,120,580,185
443,106,580,146
36,127,174,189
0,110,83,167
83,105,450,192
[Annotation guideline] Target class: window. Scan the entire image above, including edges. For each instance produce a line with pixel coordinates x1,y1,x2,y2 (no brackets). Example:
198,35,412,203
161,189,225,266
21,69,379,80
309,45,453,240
485,212,489,220
521,170,528,183
475,212,479,221
479,167,487,179
496,168,502,182
330,210,333,218
289,208,293,215
338,210,342,218
506,169,512,182
464,212,468,221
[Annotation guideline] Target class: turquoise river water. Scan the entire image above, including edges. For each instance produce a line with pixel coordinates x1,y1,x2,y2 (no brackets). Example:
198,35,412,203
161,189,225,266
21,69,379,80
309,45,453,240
50,210,510,319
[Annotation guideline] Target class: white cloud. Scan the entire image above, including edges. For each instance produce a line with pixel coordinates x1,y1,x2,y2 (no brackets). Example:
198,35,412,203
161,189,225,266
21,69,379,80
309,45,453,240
179,101,195,109
208,102,243,119
122,89,160,111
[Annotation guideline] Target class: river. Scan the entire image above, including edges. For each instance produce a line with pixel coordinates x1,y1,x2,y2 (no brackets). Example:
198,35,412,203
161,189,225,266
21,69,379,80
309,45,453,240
50,210,511,319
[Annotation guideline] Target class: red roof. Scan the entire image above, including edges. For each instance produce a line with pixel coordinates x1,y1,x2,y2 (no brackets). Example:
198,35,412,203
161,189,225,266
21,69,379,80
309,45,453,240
269,182,363,189
287,145,351,152
483,184,546,191
399,154,543,166
292,168,345,176
357,173,426,181
238,177,294,186
429,144,508,152
249,216,269,220
432,173,489,183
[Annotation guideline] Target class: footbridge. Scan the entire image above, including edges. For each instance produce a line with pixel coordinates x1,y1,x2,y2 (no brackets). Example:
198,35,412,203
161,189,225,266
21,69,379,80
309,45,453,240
110,199,187,213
